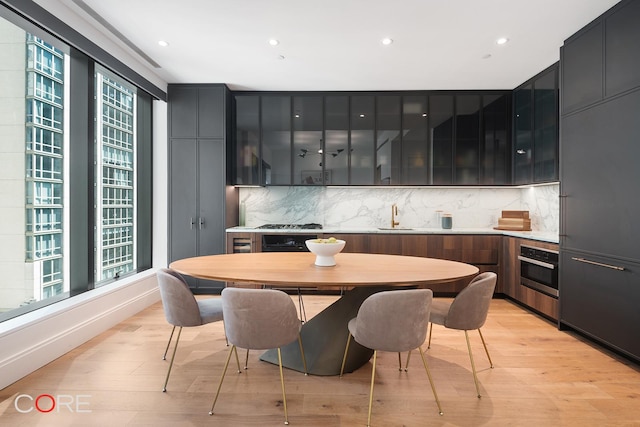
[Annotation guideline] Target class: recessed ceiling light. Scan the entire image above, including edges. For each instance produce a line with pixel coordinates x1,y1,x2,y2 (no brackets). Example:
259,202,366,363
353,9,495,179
381,38,393,45
496,37,509,45
269,39,280,46
158,40,169,47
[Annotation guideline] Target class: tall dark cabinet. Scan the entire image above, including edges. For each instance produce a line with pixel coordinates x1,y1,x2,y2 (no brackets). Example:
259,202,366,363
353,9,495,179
168,84,236,293
559,0,640,362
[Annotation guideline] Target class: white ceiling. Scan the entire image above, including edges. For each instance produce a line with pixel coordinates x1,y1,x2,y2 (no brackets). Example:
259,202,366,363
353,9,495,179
42,0,620,92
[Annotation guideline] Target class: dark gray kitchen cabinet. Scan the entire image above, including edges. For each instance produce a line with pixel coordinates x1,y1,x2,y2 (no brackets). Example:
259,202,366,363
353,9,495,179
560,0,640,362
513,64,558,184
234,95,260,185
560,251,640,361
561,89,640,260
604,0,640,97
168,84,233,293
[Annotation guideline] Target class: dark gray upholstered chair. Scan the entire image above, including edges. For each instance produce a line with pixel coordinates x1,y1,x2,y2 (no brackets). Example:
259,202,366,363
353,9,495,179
340,289,443,427
427,271,497,398
157,268,229,392
209,287,307,425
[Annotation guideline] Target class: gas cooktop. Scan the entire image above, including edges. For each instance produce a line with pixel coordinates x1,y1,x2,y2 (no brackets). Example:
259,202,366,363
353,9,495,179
256,223,323,230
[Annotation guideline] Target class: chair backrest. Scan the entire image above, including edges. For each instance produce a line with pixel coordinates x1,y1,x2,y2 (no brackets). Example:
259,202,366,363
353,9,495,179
156,268,203,327
444,272,497,331
221,287,301,350
351,289,433,353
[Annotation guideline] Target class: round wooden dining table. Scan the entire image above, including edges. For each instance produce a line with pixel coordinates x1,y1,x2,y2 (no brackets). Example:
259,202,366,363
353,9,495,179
170,252,479,375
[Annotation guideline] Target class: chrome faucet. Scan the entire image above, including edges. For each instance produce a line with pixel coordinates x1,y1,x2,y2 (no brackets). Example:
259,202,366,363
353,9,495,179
391,204,400,228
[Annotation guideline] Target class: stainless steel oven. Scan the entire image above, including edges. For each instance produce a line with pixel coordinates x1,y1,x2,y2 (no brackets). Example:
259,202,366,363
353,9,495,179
518,245,559,298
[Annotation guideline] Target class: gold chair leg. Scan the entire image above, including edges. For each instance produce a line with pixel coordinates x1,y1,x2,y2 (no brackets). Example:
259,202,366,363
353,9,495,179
397,352,403,371
477,328,493,368
162,326,182,392
209,344,235,415
340,334,352,377
162,326,176,360
298,335,308,375
404,350,412,372
366,350,378,427
465,330,482,398
427,322,433,349
277,348,289,425
233,346,241,373
418,346,443,415
244,348,250,370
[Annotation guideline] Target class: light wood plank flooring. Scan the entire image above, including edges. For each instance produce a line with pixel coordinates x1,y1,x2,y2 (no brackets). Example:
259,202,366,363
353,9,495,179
1,295,639,426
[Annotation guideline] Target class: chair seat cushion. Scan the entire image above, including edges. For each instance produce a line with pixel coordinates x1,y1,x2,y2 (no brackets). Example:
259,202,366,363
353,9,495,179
197,298,224,324
429,299,451,326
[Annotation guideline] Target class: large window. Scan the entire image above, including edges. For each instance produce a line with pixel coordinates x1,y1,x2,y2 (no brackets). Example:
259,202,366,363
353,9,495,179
0,10,153,322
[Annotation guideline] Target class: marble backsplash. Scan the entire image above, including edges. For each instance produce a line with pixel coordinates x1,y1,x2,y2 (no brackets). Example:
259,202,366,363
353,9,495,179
238,183,559,234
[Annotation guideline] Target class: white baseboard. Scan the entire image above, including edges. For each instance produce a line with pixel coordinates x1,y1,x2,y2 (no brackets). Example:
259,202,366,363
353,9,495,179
0,269,161,390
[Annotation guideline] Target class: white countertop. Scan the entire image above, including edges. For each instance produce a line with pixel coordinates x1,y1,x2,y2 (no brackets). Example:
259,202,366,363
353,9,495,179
226,226,559,244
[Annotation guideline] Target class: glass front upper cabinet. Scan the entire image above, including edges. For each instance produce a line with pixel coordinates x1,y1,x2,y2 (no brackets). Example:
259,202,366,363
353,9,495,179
293,95,323,185
234,95,260,185
402,95,429,185
350,96,375,185
429,95,454,184
513,84,533,184
455,95,481,185
324,96,349,185
533,68,558,182
376,95,401,185
262,96,291,185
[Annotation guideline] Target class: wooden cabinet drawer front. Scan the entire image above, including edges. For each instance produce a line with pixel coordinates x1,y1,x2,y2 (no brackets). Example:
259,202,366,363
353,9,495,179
442,249,498,264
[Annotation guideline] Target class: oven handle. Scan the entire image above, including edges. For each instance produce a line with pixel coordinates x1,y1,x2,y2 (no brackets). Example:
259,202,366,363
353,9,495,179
518,255,556,270
571,257,625,271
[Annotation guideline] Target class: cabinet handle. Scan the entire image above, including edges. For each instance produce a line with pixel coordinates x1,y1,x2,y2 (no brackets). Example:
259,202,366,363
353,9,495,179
571,257,625,271
190,217,195,229
199,217,205,229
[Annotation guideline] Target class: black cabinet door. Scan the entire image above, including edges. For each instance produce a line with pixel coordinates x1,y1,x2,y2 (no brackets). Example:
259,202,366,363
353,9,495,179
561,89,640,261
455,95,481,185
561,22,603,114
198,86,225,138
376,95,402,185
169,87,198,138
234,95,260,185
513,84,533,184
401,95,428,185
324,96,349,185
533,69,558,182
481,94,510,184
605,0,640,97
262,96,291,185
169,139,198,263
293,95,324,185
430,95,454,184
560,250,640,361
350,96,375,185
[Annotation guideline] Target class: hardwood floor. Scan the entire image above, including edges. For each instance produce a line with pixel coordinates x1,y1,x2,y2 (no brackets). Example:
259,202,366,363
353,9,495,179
1,295,639,426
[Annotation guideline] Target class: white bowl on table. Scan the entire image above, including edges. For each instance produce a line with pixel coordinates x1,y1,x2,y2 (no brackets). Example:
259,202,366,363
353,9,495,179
305,238,346,267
